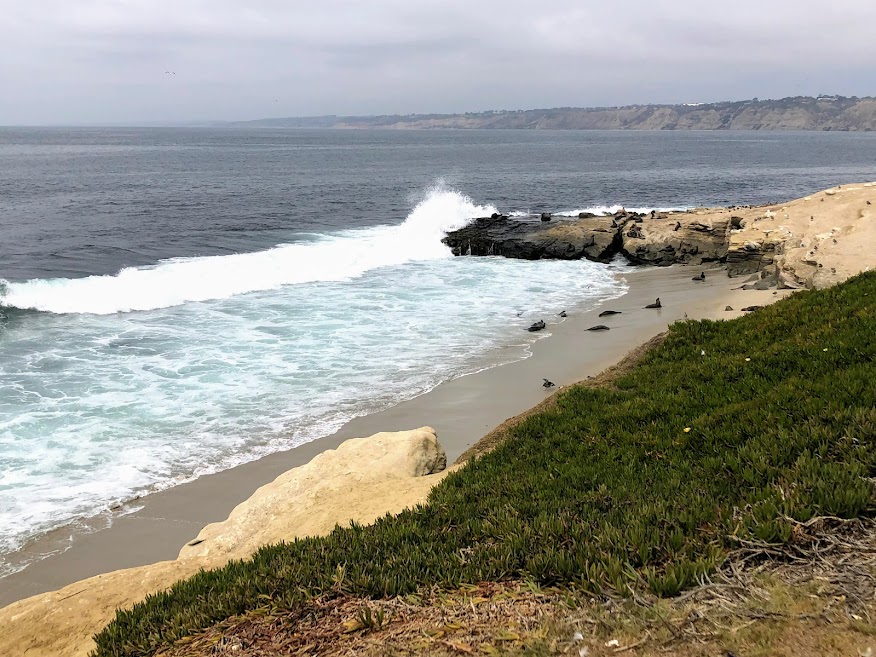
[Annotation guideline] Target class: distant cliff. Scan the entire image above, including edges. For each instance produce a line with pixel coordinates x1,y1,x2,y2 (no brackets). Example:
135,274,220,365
226,96,876,131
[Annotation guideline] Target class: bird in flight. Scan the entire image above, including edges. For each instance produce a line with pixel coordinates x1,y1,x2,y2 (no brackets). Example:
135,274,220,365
164,71,176,75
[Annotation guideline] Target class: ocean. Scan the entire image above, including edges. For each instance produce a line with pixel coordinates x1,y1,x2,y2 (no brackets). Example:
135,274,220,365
1,127,875,577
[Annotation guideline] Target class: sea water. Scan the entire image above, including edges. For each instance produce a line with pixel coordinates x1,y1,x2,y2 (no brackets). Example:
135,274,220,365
2,127,875,577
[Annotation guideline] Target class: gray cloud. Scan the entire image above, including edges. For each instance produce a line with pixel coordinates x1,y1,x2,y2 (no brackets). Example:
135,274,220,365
1,0,874,124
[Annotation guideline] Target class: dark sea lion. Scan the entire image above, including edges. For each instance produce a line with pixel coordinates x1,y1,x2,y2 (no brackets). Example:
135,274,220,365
527,320,546,332
692,272,705,281
645,298,662,309
587,325,610,331
558,311,567,317
598,310,622,317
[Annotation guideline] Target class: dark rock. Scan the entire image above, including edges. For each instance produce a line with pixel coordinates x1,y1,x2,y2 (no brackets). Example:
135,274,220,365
443,212,729,268
540,212,552,222
442,215,622,263
730,216,745,229
578,211,597,219
527,320,546,332
587,325,610,331
598,310,622,317
725,305,733,311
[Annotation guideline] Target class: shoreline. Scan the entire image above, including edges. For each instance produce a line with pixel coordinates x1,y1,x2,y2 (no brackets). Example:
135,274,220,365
0,264,790,609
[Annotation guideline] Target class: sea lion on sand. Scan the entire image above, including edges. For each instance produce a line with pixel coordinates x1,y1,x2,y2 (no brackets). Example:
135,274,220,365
598,310,621,317
558,311,567,317
587,325,610,331
645,298,662,309
692,272,705,281
528,320,546,332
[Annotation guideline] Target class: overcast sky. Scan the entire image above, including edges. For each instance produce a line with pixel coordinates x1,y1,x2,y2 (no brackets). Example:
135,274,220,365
1,0,875,125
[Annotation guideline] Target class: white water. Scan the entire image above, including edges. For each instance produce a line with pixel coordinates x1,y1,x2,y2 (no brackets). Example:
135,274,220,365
0,187,629,577
0,187,496,315
508,204,690,218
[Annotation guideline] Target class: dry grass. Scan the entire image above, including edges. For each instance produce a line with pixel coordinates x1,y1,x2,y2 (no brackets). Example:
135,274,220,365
158,518,876,657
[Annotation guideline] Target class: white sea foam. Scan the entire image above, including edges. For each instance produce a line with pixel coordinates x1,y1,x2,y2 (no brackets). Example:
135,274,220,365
555,205,691,217
505,205,690,218
0,185,496,315
0,185,630,578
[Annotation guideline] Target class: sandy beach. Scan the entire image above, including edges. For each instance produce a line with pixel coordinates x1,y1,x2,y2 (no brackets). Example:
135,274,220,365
0,263,789,610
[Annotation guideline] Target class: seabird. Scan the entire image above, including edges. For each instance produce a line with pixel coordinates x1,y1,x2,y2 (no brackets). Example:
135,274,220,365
692,272,705,281
587,325,610,331
542,378,555,389
645,298,662,309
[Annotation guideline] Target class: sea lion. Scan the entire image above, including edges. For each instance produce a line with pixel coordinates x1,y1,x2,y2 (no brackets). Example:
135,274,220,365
692,272,705,281
527,320,546,332
558,311,567,317
645,298,662,309
587,325,610,331
598,310,622,317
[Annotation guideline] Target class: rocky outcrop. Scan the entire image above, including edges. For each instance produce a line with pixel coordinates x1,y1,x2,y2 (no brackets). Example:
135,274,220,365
444,182,876,289
0,428,451,657
443,214,621,262
620,215,730,266
443,211,729,267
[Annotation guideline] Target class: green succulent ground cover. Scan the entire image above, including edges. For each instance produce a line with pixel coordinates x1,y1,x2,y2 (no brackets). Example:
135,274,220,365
92,272,876,656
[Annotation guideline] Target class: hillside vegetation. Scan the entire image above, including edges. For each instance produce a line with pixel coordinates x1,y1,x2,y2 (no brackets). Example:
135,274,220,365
93,272,876,656
228,96,876,131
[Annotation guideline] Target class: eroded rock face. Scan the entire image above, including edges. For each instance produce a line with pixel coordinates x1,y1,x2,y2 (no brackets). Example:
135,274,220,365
442,212,729,267
442,215,621,262
442,182,876,288
619,216,730,266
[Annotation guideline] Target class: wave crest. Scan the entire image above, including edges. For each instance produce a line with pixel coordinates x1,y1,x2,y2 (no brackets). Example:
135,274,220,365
0,185,495,315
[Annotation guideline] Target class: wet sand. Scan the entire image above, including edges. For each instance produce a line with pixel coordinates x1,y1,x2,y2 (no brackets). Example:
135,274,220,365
0,264,789,608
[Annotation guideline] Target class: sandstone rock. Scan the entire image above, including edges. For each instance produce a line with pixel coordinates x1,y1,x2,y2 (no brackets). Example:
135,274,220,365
179,427,446,561
620,216,730,267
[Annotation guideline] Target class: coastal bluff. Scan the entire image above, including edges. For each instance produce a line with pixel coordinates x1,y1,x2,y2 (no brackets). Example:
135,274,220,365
0,428,450,657
442,182,876,289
